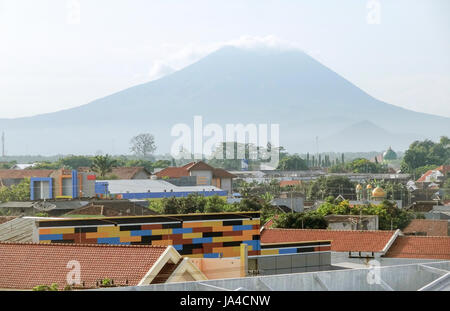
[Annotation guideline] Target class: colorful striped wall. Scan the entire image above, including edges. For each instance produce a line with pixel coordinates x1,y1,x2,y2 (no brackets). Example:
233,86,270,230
37,212,261,258
260,241,332,256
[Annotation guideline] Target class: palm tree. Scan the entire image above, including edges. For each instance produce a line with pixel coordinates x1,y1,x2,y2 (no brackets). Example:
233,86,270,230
91,154,117,179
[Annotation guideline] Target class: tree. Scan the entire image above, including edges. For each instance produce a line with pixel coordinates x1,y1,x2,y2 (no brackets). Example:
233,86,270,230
276,154,308,170
307,176,355,200
91,155,117,178
0,179,30,203
273,212,328,229
443,178,450,200
59,155,93,170
400,136,450,174
347,158,387,173
205,195,227,213
130,133,156,158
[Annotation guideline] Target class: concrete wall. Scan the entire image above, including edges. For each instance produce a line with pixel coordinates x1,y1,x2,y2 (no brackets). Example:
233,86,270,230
133,171,151,180
190,170,213,185
165,176,197,187
61,178,72,196
80,173,96,198
272,197,304,212
191,258,241,279
33,180,51,200
326,216,378,231
220,178,232,195
249,252,331,275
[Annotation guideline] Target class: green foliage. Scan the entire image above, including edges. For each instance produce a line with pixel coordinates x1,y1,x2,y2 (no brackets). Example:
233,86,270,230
277,154,308,170
32,161,61,170
239,197,263,211
273,211,328,229
35,212,49,217
400,136,450,175
101,278,113,286
32,283,59,291
0,179,30,202
59,155,93,170
148,193,265,216
235,179,284,199
443,178,450,200
376,180,408,201
412,165,439,179
91,154,117,178
307,176,355,200
0,161,17,169
204,195,227,213
329,158,387,173
347,158,387,173
317,199,415,230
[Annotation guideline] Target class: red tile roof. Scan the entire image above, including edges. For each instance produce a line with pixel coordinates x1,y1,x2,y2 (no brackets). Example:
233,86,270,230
0,242,167,290
79,167,151,179
416,165,450,182
280,180,301,187
213,168,236,178
403,219,448,236
416,170,434,182
110,167,151,179
261,228,396,252
155,166,190,178
385,236,450,260
0,169,54,179
155,162,235,179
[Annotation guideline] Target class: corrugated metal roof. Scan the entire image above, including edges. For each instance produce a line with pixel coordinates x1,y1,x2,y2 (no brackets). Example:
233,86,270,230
0,202,34,209
102,179,223,194
0,217,35,242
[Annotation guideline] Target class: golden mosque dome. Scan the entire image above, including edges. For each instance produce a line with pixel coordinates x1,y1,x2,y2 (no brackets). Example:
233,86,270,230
372,186,386,198
356,184,362,190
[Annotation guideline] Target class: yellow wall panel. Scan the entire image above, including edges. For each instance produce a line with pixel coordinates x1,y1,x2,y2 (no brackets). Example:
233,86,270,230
151,240,172,246
120,236,141,243
182,222,203,228
243,219,260,225
86,232,110,239
185,254,204,258
260,249,279,256
182,232,203,239
212,236,235,243
97,226,119,233
201,221,222,227
212,226,234,232
50,228,75,234
111,231,133,238
151,229,172,235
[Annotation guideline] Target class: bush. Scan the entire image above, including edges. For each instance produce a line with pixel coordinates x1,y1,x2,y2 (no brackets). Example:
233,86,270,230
32,283,58,291
273,212,328,229
205,196,227,213
35,212,49,217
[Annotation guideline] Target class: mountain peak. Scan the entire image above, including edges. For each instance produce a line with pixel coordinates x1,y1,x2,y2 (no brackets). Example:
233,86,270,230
1,47,448,155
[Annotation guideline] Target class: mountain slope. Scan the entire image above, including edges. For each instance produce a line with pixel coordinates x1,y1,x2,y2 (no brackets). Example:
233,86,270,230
1,46,448,155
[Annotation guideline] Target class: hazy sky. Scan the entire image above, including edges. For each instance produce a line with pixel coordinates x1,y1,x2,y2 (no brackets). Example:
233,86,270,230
0,0,449,119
